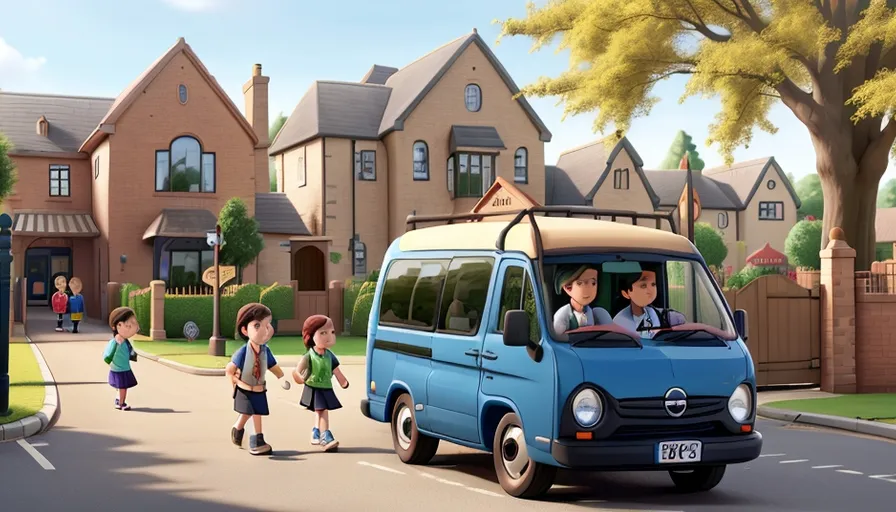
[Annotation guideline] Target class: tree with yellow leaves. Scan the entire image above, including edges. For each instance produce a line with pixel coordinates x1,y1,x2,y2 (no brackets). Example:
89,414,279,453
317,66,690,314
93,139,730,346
497,0,896,269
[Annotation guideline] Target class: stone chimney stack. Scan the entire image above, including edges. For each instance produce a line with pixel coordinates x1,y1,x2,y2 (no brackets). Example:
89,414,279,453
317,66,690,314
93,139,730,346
243,63,271,193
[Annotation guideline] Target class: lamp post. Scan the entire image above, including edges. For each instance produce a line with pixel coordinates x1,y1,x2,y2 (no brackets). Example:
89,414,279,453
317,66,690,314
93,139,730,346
0,213,13,416
208,224,225,356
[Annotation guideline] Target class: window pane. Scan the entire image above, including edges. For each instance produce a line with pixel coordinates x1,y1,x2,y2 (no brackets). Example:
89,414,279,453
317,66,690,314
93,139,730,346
439,257,495,334
470,154,481,174
50,184,59,196
201,250,214,276
522,276,540,344
60,169,69,180
447,156,454,193
170,137,202,192
60,181,69,196
775,202,783,219
156,151,170,191
497,266,524,332
465,84,481,111
50,170,58,180
482,155,492,192
201,153,215,192
458,153,469,196
361,151,376,180
379,259,449,329
170,251,201,288
413,142,428,179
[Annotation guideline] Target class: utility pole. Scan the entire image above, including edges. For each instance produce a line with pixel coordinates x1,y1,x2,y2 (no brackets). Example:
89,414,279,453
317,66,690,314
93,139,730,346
0,213,13,416
208,224,225,356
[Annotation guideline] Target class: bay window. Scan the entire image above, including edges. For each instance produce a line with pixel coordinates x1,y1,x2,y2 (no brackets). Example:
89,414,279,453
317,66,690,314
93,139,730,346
448,152,495,198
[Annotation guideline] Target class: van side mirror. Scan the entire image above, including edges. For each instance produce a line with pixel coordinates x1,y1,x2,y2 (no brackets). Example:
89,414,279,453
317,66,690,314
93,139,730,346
734,309,748,341
503,310,529,347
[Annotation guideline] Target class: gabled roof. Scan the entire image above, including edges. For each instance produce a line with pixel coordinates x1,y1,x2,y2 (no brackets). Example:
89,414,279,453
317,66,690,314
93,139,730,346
547,136,661,208
269,81,392,155
703,156,801,209
361,65,399,85
0,92,113,155
79,37,260,153
254,193,311,235
642,170,742,210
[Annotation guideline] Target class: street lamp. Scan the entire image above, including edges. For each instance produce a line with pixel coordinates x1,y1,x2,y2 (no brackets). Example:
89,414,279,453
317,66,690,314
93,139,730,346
208,224,226,356
0,213,12,417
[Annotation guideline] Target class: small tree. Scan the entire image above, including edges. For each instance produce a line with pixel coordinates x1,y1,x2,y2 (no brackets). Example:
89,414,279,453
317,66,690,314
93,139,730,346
218,197,264,283
658,130,705,170
694,222,727,268
878,178,896,208
268,113,288,192
0,133,20,201
785,219,823,270
795,174,824,220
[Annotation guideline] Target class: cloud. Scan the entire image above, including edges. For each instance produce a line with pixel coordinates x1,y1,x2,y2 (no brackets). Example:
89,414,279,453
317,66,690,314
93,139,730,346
0,37,46,76
160,0,230,12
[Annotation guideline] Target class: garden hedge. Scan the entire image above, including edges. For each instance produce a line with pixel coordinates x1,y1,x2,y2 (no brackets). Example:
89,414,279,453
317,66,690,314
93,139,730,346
351,281,376,336
120,283,140,309
122,285,151,336
724,265,783,290
343,279,365,332
260,283,294,322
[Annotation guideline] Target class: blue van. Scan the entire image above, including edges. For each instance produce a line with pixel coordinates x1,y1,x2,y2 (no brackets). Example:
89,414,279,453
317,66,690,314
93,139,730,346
360,207,762,498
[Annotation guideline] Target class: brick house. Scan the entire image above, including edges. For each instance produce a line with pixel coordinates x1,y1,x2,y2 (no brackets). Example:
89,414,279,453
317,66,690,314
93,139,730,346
269,29,553,284
0,38,303,319
546,136,801,271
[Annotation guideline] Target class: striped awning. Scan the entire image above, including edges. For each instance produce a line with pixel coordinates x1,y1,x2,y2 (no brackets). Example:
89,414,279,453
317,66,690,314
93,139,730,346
12,211,100,237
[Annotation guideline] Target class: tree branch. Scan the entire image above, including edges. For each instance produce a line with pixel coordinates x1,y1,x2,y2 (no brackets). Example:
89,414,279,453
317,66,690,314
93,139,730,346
860,118,896,180
776,77,824,132
736,0,769,33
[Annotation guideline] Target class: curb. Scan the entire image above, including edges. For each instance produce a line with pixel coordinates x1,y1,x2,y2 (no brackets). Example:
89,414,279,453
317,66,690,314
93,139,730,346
0,337,60,443
758,405,896,441
133,348,367,377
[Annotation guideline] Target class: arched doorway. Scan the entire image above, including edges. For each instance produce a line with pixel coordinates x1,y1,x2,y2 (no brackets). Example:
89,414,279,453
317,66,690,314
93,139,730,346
293,246,325,291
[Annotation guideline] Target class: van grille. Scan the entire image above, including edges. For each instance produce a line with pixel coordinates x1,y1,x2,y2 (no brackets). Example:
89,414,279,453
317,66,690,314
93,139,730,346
616,396,727,420
611,421,724,440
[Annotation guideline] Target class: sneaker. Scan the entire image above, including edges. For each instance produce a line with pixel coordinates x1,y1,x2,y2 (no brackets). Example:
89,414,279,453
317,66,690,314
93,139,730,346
231,427,245,447
319,430,339,452
310,427,321,445
249,433,272,455
113,398,121,410
55,327,63,332
120,403,131,411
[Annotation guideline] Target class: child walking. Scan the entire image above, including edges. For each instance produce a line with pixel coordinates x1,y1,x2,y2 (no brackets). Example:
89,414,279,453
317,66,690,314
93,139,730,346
103,307,139,410
294,315,349,451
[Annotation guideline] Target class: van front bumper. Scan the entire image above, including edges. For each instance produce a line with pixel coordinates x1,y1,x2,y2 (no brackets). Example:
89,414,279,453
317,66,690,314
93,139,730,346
551,431,762,470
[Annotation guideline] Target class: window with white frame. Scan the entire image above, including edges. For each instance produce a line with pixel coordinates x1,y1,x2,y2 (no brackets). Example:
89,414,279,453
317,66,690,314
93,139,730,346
449,152,494,198
514,147,528,183
413,141,429,180
464,84,481,112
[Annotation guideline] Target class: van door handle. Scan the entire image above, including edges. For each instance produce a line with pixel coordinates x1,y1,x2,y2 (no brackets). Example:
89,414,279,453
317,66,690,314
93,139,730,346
464,349,480,357
481,351,498,361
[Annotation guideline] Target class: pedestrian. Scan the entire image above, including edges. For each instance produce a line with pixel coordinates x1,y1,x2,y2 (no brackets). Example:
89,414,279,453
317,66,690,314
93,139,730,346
294,314,349,452
103,306,139,410
68,277,85,334
226,302,290,456
51,275,68,332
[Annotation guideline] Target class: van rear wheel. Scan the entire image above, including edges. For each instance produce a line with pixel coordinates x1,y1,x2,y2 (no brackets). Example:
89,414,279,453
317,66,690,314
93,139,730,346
668,465,726,492
391,393,439,464
493,412,556,498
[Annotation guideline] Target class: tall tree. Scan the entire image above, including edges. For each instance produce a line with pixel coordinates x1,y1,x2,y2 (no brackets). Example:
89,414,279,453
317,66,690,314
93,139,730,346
659,130,706,169
268,113,288,192
0,133,19,201
497,0,896,269
218,198,264,283
796,173,825,219
878,177,896,206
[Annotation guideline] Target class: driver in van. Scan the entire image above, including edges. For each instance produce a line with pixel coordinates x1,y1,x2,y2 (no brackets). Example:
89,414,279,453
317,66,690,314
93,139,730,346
552,264,612,334
613,270,686,337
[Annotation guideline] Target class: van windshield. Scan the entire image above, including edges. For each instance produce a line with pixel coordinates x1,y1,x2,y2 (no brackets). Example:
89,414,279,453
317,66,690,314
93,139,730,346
544,256,737,345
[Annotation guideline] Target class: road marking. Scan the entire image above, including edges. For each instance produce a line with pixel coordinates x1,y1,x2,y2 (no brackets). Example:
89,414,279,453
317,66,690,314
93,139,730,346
16,440,55,470
357,461,405,475
870,474,896,483
466,487,504,497
836,469,863,475
780,459,809,464
29,442,48,447
759,453,786,457
812,465,843,469
420,472,465,486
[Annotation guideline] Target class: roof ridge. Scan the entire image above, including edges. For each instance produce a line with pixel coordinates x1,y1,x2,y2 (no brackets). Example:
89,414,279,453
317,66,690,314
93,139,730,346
317,79,391,89
0,90,115,101
557,135,616,159
703,157,772,174
390,33,473,75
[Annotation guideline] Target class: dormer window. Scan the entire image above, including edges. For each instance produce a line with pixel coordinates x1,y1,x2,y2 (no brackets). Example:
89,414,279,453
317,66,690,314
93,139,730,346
36,116,48,137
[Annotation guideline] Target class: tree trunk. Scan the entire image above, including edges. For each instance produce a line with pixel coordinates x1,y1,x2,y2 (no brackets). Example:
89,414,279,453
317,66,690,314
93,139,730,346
814,139,882,271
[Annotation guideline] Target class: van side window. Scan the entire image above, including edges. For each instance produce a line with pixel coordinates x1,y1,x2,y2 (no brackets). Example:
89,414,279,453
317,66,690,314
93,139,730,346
496,266,540,344
438,257,495,335
379,259,449,330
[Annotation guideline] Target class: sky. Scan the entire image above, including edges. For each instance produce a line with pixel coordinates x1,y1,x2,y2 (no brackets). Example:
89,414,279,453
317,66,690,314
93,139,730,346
1,0,894,186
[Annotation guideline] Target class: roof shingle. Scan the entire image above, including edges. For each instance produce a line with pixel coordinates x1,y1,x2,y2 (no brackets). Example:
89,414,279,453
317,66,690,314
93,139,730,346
642,170,742,209
254,193,311,235
0,92,113,154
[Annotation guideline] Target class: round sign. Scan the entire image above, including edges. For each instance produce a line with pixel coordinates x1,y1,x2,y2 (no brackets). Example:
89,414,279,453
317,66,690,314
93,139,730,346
183,321,200,342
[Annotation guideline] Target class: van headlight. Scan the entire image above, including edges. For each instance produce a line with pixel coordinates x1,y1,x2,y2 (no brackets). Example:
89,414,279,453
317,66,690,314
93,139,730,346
572,388,603,428
728,384,752,423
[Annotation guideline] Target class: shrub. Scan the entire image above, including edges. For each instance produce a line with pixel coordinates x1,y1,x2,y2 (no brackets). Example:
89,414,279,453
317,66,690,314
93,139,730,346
222,284,265,338
343,279,365,332
260,284,294,321
725,265,782,290
120,283,140,309
785,219,823,270
694,222,728,267
351,281,376,336
127,288,151,336
164,295,213,339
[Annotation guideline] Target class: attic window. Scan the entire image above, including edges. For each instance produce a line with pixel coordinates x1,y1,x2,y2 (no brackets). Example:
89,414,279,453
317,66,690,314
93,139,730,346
178,84,188,104
767,179,776,190
465,84,481,112
36,116,48,137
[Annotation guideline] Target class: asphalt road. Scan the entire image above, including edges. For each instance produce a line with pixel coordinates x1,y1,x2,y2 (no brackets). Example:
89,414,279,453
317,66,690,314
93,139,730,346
1,332,894,511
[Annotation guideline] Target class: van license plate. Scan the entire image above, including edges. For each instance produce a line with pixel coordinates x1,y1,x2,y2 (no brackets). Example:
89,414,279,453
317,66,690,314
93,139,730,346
657,440,702,463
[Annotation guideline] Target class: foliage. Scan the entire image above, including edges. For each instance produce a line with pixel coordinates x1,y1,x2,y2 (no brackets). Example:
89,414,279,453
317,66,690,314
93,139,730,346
725,265,784,290
351,281,376,336
366,269,380,282
330,252,342,265
269,112,287,142
260,284,294,322
218,198,264,283
658,130,705,170
795,174,824,220
876,242,894,261
163,284,271,340
694,222,728,267
343,279,365,332
0,133,19,201
120,283,141,309
879,178,896,208
785,219,824,269
127,288,151,337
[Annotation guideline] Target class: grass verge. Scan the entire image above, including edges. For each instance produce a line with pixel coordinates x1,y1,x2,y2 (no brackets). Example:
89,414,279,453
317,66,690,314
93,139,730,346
765,394,896,423
0,340,46,425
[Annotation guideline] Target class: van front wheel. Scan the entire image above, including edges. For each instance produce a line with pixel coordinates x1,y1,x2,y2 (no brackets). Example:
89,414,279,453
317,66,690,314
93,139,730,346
668,465,726,492
391,393,439,465
493,412,556,498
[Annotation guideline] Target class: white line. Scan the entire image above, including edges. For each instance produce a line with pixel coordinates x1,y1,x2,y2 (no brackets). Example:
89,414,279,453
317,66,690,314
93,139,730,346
357,461,405,475
780,459,810,464
759,453,787,457
29,442,48,447
812,465,843,469
870,474,896,482
419,472,465,486
836,469,864,475
16,440,55,470
466,487,504,498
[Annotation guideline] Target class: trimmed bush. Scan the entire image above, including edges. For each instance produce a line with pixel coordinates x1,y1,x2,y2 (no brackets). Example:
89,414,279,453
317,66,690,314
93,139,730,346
222,284,265,338
120,283,140,309
694,222,728,268
785,219,823,270
343,279,365,332
351,281,376,336
164,295,213,339
126,287,151,336
725,265,783,290
260,284,294,321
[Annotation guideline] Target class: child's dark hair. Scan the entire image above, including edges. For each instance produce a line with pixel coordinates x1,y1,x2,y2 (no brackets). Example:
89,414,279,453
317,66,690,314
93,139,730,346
109,307,136,334
235,302,273,341
619,272,645,293
302,315,332,349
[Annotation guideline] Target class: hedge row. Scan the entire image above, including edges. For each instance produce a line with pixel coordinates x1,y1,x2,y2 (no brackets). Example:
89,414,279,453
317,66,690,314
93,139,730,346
163,283,294,339
120,283,151,336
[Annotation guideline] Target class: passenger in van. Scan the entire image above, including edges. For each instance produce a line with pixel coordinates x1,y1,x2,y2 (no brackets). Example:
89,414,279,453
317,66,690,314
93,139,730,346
613,270,686,337
446,279,479,333
552,264,612,334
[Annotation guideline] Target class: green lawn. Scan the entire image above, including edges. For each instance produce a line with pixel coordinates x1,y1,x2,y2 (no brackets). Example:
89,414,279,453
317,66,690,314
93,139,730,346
765,394,896,422
1,340,46,425
132,335,368,369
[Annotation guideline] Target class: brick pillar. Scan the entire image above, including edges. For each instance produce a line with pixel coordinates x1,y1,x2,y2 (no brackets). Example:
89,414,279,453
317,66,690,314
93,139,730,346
149,280,167,340
819,227,857,394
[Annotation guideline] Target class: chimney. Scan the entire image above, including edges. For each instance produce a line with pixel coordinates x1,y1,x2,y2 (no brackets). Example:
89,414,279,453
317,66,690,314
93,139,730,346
243,63,270,148
36,116,49,137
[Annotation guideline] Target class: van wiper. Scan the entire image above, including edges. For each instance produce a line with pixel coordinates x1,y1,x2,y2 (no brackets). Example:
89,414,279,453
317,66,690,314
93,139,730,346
656,328,728,345
568,330,643,349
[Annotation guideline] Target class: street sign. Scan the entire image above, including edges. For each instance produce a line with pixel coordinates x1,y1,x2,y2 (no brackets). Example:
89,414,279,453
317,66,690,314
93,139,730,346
202,266,237,288
183,321,200,342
